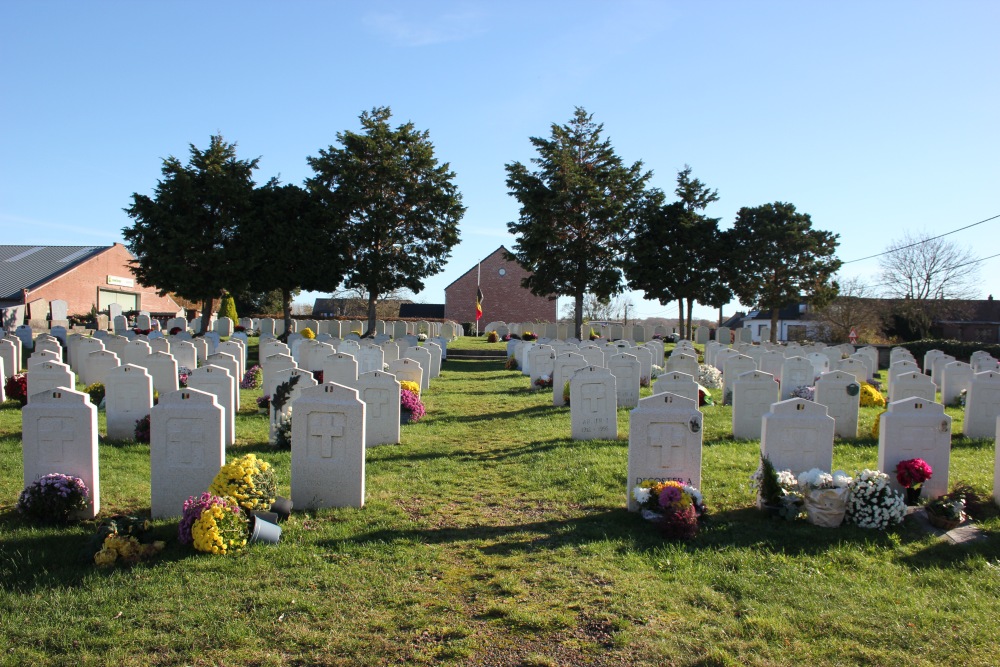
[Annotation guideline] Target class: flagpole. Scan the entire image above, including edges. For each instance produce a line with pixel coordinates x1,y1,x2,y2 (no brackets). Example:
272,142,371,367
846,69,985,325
476,262,481,336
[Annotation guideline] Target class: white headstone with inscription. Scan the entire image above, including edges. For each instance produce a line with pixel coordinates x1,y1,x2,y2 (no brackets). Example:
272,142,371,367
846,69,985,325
877,397,951,498
626,393,702,510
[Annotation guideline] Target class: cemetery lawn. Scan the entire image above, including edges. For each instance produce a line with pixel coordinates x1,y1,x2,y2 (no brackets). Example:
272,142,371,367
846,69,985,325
0,350,998,666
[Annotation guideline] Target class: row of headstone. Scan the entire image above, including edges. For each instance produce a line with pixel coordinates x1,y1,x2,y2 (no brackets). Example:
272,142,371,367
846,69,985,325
625,391,966,510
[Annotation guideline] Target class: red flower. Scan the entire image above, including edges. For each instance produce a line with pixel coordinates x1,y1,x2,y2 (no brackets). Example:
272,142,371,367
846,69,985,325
895,458,932,488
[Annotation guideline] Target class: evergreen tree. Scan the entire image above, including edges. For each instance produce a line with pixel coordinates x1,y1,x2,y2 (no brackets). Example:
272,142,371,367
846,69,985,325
123,135,258,333
727,202,842,342
505,108,655,337
306,107,464,338
218,293,238,324
624,166,732,339
236,181,348,338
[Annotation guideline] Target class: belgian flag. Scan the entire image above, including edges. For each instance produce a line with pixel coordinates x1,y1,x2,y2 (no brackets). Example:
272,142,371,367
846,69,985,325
475,287,483,321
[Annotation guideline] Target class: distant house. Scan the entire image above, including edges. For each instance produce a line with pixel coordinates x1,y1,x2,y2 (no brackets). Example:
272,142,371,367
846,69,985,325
933,297,1000,344
398,303,445,319
312,297,412,319
444,246,557,324
741,304,823,342
0,243,181,328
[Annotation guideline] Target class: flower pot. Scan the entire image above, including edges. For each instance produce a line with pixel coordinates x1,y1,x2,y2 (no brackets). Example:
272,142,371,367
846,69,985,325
252,510,279,525
249,516,282,544
270,496,293,522
802,487,849,527
905,486,922,506
927,511,963,531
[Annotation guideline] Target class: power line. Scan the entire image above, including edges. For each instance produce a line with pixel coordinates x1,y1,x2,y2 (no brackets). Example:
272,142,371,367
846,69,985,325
841,213,1000,264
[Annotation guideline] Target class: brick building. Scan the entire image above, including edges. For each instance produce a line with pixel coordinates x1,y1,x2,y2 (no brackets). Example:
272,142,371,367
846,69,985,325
0,243,181,325
444,246,556,324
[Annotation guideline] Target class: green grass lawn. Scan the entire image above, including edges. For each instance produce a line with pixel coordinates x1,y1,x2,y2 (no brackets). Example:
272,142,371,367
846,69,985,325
0,343,998,666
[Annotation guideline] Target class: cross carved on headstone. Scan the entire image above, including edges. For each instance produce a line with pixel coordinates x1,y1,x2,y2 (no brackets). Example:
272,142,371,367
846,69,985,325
309,412,346,458
780,428,819,471
38,417,74,463
363,389,390,419
581,383,606,413
648,423,684,471
168,418,204,466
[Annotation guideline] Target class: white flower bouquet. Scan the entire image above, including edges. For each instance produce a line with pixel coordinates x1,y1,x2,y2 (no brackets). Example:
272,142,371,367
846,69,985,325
845,469,906,530
697,364,722,389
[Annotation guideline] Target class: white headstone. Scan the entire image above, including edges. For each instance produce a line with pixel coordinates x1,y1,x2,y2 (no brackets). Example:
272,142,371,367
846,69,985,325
27,349,61,371
206,352,240,410
214,316,234,337
877,397,951,498
27,360,75,401
387,358,422,390
627,393,702,510
930,353,957,390
322,352,359,387
652,371,699,404
357,345,385,376
403,346,431,392
105,364,154,440
186,365,237,446
837,357,869,385
761,398,836,475
82,349,120,388
424,340,443,377
779,356,815,401
150,387,226,518
962,370,1000,439
217,340,245,379
941,361,974,407
0,338,18,376
171,340,197,373
528,345,556,389
731,370,779,439
145,351,179,396
922,349,945,375
291,383,366,509
570,366,617,440
806,352,831,377
122,339,151,367
552,352,587,407
814,370,860,439
888,360,921,396
262,353,297,399
578,345,605,369
890,371,936,403
357,370,401,446
21,387,99,518
608,352,641,409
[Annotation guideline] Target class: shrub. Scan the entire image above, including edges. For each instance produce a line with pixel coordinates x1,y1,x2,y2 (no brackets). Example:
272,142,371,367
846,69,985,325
218,293,238,324
134,415,151,442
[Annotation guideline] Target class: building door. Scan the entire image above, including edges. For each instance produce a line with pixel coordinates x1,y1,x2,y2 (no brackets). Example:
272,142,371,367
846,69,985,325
98,289,138,313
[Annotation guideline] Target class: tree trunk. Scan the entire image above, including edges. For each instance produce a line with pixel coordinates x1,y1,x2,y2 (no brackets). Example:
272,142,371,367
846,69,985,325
575,292,584,340
281,287,293,342
686,297,694,343
364,292,377,339
677,299,685,339
770,307,779,343
200,298,213,336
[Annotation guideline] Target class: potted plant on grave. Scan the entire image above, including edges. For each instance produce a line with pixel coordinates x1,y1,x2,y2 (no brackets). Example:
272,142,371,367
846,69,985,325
17,473,90,525
400,388,425,424
796,468,853,527
179,493,249,555
209,454,278,513
4,373,28,406
632,480,706,540
89,515,165,567
925,492,966,531
894,458,933,506
534,374,553,390
751,455,802,520
845,469,907,530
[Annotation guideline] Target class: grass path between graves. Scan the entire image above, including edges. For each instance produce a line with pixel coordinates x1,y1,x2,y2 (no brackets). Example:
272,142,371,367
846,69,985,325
0,338,998,666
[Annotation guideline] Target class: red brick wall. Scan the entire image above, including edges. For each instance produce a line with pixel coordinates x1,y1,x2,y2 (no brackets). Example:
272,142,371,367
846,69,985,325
444,247,557,324
25,243,181,317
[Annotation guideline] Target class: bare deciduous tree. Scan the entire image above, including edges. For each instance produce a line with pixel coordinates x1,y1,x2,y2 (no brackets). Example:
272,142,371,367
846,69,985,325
812,275,882,343
878,232,981,300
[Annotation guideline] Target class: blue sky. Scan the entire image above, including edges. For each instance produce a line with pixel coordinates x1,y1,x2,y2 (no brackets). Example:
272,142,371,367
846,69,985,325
2,1,998,321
